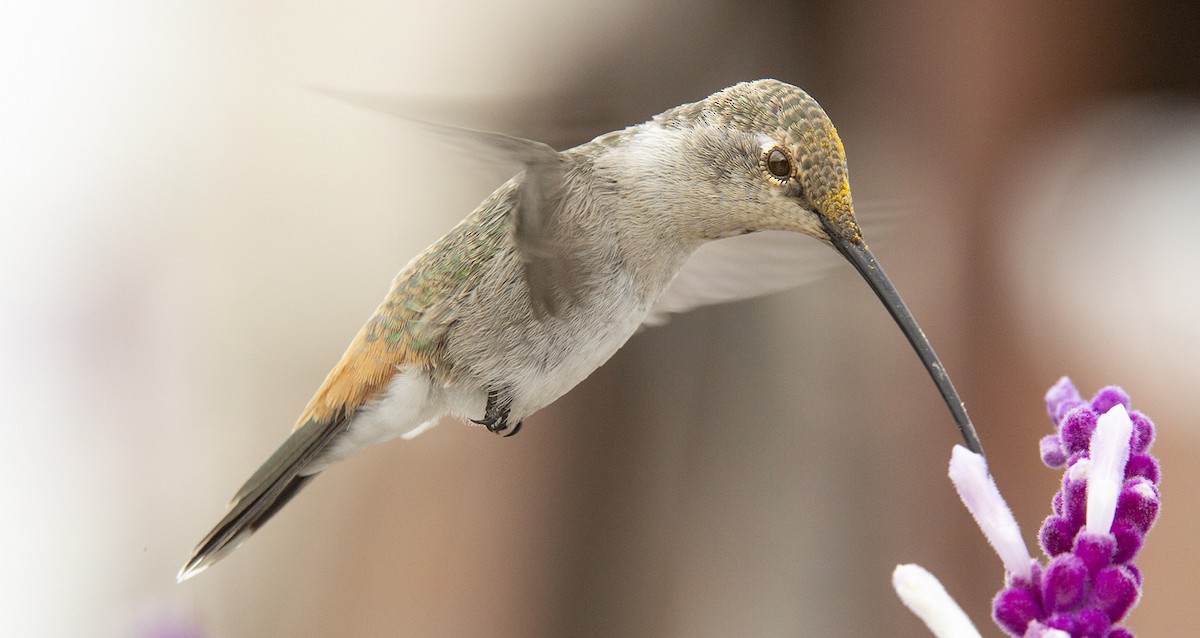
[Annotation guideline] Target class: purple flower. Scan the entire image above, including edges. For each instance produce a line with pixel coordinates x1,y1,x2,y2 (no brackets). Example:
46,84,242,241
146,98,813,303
991,378,1161,637
893,378,1162,638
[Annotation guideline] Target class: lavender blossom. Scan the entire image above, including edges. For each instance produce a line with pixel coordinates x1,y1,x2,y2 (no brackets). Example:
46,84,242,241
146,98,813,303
893,378,1162,638
993,378,1161,637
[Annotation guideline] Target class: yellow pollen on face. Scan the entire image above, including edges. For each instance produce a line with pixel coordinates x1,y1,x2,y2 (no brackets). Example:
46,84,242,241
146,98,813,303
818,124,861,241
814,177,860,243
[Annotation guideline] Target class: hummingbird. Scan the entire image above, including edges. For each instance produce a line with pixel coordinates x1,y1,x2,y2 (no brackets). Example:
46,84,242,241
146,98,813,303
178,79,984,581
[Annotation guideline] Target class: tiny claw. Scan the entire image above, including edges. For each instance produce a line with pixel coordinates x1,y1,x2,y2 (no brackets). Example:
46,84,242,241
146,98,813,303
475,388,516,435
502,421,523,437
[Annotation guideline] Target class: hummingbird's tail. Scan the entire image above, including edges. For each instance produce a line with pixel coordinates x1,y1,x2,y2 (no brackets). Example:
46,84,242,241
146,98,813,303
177,413,351,582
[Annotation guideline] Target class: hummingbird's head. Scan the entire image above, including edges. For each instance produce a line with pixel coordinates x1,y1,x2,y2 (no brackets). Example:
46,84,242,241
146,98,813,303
609,79,861,248
597,79,984,456
698,79,860,246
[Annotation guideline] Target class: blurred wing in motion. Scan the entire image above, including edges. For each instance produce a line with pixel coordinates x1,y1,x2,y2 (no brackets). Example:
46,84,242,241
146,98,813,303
311,85,576,317
643,230,836,327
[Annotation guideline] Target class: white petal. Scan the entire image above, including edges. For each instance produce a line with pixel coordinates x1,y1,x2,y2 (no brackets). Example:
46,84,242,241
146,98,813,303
1131,477,1156,499
1067,457,1090,482
1086,404,1134,535
892,564,982,638
948,446,1033,580
1023,621,1072,638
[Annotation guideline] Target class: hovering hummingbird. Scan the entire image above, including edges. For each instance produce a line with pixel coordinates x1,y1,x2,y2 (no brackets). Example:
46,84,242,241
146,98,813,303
178,79,983,581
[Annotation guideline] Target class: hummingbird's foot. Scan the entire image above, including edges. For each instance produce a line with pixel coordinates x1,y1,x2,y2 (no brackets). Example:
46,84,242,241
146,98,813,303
472,389,521,436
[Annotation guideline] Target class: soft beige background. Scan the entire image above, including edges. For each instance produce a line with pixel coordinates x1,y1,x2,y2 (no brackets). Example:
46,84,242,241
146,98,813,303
2,1,1197,636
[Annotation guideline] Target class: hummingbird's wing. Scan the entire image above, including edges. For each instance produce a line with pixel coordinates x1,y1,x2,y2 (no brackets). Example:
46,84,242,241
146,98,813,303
436,128,573,317
642,230,837,327
311,86,576,317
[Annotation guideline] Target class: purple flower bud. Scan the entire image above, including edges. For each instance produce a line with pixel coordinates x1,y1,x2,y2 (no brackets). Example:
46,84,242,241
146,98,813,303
1124,453,1161,485
1043,554,1089,613
1108,628,1135,638
1040,434,1068,468
1045,377,1083,424
1073,608,1113,637
1129,411,1155,453
1115,479,1160,533
1061,471,1089,527
1125,564,1143,587
1110,520,1144,565
1091,386,1131,415
1039,515,1077,557
1091,566,1140,623
994,586,1045,637
1073,531,1116,575
1055,402,1086,428
1043,613,1078,634
1060,406,1099,455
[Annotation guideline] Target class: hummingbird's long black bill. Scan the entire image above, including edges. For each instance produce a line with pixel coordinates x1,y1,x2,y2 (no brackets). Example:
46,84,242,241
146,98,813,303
825,228,984,456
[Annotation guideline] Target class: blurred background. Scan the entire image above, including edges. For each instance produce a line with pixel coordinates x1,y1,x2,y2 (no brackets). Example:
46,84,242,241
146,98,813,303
3,1,1198,636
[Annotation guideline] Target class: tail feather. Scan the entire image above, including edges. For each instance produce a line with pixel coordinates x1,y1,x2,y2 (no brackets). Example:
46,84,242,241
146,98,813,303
177,413,350,581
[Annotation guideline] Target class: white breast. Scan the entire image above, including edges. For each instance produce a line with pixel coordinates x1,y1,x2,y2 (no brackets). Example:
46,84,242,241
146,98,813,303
503,282,650,418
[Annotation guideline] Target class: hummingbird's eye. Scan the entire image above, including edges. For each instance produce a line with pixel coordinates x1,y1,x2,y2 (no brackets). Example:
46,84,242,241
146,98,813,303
763,148,792,182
